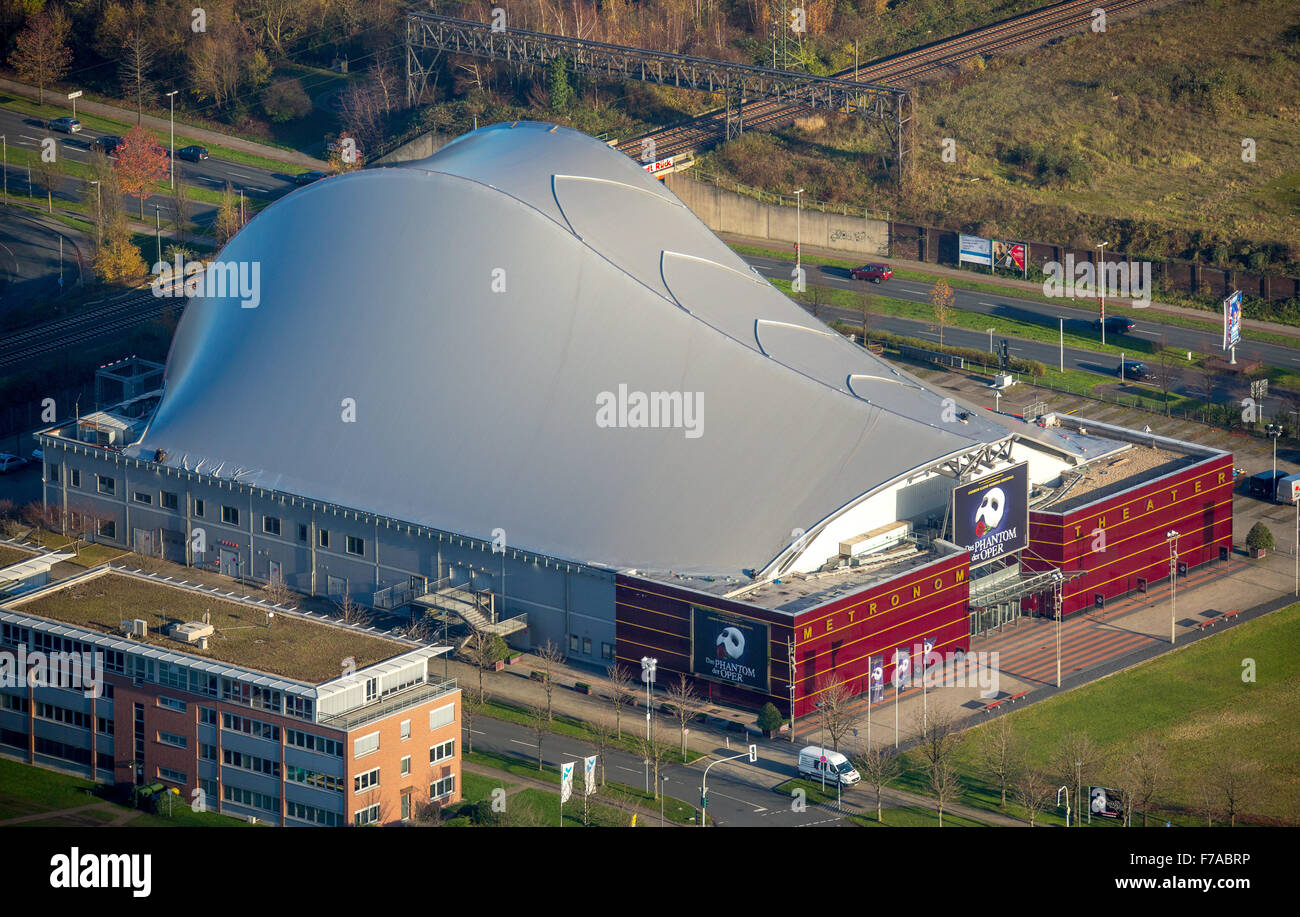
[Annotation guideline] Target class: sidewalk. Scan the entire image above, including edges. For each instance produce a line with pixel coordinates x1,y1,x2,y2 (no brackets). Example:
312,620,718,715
0,77,327,169
717,230,1300,343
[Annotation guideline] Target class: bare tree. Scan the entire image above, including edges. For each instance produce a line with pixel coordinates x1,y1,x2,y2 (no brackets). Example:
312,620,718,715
584,716,616,788
931,758,962,826
858,290,875,342
462,697,480,755
1126,735,1167,827
815,675,861,752
1211,757,1254,828
605,663,635,738
460,632,502,705
528,704,548,771
855,745,902,823
977,715,1024,807
637,732,673,800
264,570,292,606
916,710,962,777
1154,336,1176,416
1052,731,1103,823
1015,768,1053,827
665,674,699,757
335,592,371,627
534,639,565,722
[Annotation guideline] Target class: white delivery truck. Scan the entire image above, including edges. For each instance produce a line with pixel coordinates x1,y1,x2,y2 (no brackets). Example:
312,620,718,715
798,746,860,786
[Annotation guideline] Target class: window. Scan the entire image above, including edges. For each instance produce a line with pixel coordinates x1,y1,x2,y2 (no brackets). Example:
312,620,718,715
431,774,456,800
70,468,81,488
354,803,381,826
98,520,115,540
401,792,411,821
46,463,60,483
354,767,380,794
570,634,580,653
319,529,330,549
157,696,186,713
601,642,614,661
133,491,152,505
263,516,281,536
583,637,592,655
429,739,455,764
200,744,218,762
354,731,380,759
286,767,344,793
223,748,280,778
346,535,364,556
158,767,186,784
400,755,411,777
193,498,204,517
96,475,115,495
429,704,454,730
199,706,217,726
223,785,279,813
286,730,342,757
221,712,280,742
288,801,340,826
157,731,187,749
297,523,308,542
221,505,239,526
400,720,411,741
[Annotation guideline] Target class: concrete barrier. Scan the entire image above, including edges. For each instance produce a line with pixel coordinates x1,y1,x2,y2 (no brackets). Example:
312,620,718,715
664,173,889,257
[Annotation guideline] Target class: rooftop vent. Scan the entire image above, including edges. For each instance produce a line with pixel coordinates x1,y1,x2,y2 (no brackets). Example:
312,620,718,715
169,621,215,645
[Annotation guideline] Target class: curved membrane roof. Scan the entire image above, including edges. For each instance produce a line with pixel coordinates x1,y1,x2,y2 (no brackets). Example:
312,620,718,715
130,122,1011,578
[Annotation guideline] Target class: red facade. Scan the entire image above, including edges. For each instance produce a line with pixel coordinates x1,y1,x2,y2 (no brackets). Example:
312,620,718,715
1024,454,1234,615
615,548,971,718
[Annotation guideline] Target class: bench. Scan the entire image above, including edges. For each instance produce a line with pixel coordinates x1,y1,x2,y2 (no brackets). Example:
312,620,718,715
1221,609,1241,622
982,699,1004,713
1197,619,1216,630
1007,691,1028,703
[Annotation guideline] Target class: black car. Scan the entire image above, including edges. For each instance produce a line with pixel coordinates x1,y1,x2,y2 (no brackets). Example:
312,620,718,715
92,135,124,156
176,145,209,161
1117,359,1148,379
1093,315,1135,334
294,170,327,185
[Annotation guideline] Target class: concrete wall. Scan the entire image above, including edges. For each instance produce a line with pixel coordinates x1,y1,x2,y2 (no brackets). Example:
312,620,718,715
374,132,453,165
664,173,890,257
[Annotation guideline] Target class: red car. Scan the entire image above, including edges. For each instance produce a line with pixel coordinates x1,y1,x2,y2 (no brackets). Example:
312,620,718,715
851,263,893,283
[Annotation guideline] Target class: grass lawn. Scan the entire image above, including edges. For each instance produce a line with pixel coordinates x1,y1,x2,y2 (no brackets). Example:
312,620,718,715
0,544,35,569
850,805,990,828
895,604,1300,825
461,770,512,805
14,571,404,683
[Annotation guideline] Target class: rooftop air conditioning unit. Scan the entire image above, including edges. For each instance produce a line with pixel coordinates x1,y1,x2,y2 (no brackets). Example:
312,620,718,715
132,619,148,637
169,621,215,645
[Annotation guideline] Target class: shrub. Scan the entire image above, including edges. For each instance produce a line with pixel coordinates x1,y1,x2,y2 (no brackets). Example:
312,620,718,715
262,79,312,123
757,702,785,732
1246,523,1274,552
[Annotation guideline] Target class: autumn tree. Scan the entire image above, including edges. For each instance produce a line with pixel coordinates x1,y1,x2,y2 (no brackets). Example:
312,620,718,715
94,221,146,284
215,182,242,244
606,663,634,738
930,278,954,346
169,169,193,245
9,7,72,104
116,126,168,219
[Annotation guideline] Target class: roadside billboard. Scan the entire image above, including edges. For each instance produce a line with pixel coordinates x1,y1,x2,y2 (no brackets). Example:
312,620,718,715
959,233,993,267
1223,290,1242,350
691,606,769,692
1090,786,1123,820
993,240,1027,273
952,462,1030,567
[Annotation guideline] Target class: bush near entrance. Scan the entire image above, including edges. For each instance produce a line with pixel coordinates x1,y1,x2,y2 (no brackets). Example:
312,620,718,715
1246,522,1274,556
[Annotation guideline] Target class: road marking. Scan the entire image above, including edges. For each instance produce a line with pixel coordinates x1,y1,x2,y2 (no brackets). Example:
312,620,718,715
246,186,269,193
978,301,999,307
510,738,536,749
616,766,640,775
705,790,766,812
1134,329,1160,336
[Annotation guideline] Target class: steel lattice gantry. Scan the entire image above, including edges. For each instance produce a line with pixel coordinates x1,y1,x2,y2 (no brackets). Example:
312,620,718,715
405,12,912,180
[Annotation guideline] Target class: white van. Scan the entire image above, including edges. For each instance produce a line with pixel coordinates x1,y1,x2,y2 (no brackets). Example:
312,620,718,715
798,746,860,786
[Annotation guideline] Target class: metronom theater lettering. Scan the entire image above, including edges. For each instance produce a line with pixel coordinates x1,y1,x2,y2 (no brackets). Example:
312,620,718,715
798,566,967,641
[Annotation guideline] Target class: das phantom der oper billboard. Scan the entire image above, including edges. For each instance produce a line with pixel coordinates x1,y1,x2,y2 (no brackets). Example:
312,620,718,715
952,462,1030,567
691,606,770,692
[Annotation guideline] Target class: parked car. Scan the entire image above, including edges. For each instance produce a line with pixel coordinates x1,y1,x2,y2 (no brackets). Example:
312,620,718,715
48,116,81,134
1117,359,1148,379
0,453,29,474
850,263,894,283
1093,315,1135,334
176,145,209,162
797,745,860,786
294,170,327,185
92,135,124,156
30,448,43,463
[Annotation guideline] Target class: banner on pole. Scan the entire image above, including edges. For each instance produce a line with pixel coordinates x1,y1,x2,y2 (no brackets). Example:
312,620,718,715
1224,290,1242,350
560,761,574,804
869,655,884,703
583,755,597,796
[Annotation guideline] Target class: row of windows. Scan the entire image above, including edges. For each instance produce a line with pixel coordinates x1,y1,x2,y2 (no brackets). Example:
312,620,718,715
430,739,455,764
223,748,280,778
25,699,113,735
223,785,279,813
200,743,218,762
286,766,344,793
157,731,187,749
568,635,615,660
221,713,280,742
24,733,113,771
354,767,380,794
2,694,27,713
431,775,456,800
157,696,186,713
286,729,342,757
288,801,341,826
354,803,381,826
158,767,187,784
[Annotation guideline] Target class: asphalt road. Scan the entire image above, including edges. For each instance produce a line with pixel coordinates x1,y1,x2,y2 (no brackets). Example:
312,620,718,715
0,208,84,307
741,253,1300,389
468,711,851,827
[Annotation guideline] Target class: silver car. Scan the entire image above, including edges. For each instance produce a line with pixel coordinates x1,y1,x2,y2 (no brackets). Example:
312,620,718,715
48,116,81,134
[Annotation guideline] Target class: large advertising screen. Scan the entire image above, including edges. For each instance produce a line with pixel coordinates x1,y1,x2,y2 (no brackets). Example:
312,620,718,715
1224,290,1242,350
691,606,770,692
952,462,1030,567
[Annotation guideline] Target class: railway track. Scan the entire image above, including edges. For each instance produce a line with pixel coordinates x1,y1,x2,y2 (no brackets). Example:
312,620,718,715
618,0,1168,162
0,289,175,369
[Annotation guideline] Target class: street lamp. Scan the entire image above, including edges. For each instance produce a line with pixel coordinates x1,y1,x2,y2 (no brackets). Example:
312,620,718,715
660,774,668,826
987,327,994,353
815,700,827,791
1167,530,1180,645
700,743,756,827
1,134,6,205
793,188,804,274
1267,424,1284,483
640,656,656,741
1075,760,1082,827
1057,785,1071,827
154,204,162,266
166,90,179,189
1097,241,1109,348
